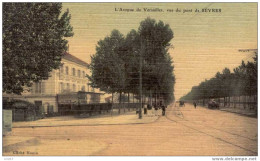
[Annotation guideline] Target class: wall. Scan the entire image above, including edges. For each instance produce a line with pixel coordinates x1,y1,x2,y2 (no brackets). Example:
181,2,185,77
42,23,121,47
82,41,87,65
25,96,58,113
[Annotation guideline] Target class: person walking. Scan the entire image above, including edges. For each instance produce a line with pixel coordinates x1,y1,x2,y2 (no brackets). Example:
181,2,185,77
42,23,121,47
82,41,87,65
154,104,158,116
193,101,197,109
162,105,166,116
147,104,150,116
143,104,147,115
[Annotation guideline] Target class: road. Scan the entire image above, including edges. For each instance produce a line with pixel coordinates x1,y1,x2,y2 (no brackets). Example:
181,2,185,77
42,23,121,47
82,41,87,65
3,103,258,156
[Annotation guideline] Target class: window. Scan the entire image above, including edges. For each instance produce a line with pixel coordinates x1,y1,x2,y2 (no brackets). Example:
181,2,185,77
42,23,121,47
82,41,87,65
59,82,64,93
72,68,76,76
35,82,41,93
81,86,85,91
35,82,45,94
78,70,81,77
73,84,76,92
34,101,42,111
60,65,64,74
67,83,70,91
66,66,69,75
82,71,85,78
41,82,45,93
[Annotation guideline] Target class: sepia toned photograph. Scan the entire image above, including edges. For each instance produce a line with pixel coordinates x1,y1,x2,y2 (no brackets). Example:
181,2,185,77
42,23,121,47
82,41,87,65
2,2,257,158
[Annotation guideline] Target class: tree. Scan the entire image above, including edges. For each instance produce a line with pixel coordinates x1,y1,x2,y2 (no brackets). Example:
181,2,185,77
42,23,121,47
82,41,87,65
123,29,141,95
138,17,175,104
88,17,175,105
88,29,125,94
181,52,257,102
245,52,257,96
3,3,73,94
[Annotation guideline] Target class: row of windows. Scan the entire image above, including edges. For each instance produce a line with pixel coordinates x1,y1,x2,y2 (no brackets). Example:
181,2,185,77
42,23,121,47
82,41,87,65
60,65,86,78
32,82,95,94
59,83,94,93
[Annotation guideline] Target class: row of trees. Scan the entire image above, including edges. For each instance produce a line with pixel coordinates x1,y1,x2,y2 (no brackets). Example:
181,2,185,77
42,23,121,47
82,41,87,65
87,17,175,105
180,52,257,101
3,3,73,94
3,4,175,105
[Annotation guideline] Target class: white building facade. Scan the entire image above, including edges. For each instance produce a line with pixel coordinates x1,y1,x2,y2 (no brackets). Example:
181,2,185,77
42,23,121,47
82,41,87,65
5,52,103,113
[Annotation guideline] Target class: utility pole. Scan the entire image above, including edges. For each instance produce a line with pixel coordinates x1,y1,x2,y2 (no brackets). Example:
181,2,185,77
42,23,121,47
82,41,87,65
139,36,143,119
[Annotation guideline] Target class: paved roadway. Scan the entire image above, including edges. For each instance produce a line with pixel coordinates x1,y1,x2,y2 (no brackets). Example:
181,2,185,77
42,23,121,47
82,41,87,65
4,103,258,156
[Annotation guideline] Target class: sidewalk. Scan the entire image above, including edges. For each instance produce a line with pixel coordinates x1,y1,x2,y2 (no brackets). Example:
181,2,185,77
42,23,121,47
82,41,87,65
12,109,161,128
4,109,160,155
193,103,257,117
219,107,257,117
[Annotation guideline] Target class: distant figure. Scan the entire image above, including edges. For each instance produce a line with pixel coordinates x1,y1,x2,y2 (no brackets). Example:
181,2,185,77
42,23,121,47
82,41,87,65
147,104,152,116
144,104,147,115
154,105,158,116
162,105,166,116
193,101,197,109
179,101,185,107
159,101,163,107
147,104,152,110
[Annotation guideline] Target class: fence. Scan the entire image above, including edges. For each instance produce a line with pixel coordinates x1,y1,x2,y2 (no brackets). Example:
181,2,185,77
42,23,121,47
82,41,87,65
196,95,257,110
58,102,142,116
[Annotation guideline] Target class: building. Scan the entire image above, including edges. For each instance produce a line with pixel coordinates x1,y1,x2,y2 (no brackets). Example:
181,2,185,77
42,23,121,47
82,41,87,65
57,91,104,105
3,52,104,114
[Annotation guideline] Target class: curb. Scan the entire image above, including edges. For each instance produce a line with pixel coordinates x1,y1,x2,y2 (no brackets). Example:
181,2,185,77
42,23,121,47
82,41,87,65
12,115,160,128
219,109,257,118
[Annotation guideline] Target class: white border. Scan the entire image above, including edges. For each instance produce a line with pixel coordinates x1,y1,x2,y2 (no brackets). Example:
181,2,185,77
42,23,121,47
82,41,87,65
1,1,258,161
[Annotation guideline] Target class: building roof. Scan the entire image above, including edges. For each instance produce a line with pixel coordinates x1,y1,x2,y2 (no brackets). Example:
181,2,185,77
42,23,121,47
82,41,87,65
63,52,89,67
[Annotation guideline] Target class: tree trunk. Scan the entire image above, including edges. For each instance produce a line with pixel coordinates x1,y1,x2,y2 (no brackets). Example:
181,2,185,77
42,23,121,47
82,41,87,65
234,96,236,108
111,93,114,116
228,96,230,107
150,90,152,105
128,92,130,111
123,93,126,113
119,92,121,114
238,96,240,108
155,92,157,107
244,95,246,109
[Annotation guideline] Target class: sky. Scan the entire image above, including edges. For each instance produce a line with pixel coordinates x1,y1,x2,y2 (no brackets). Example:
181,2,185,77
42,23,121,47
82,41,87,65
62,3,257,100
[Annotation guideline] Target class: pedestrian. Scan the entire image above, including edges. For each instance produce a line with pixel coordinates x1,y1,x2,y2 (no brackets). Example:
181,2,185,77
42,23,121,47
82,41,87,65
144,104,147,115
154,105,158,116
162,105,166,116
193,101,197,109
179,101,185,107
147,104,152,117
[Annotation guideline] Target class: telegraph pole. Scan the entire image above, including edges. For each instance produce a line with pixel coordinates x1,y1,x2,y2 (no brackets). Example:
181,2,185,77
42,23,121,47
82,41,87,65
139,36,143,119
